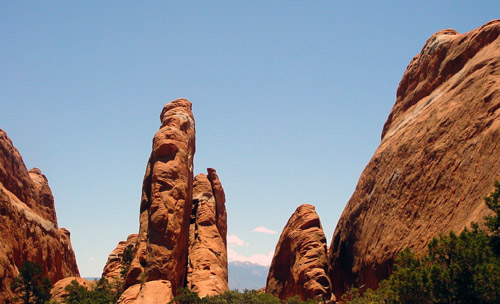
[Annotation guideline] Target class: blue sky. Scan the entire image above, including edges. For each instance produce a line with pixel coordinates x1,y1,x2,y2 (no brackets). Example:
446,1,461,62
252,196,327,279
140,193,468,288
1,1,499,277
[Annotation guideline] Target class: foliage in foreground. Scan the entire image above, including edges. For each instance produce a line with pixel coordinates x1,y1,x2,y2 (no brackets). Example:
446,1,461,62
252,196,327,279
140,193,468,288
9,260,53,304
64,278,118,304
169,288,322,304
64,244,134,303
342,181,500,304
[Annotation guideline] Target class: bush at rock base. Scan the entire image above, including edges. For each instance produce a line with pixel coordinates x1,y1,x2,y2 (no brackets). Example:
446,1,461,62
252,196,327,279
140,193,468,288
342,181,500,304
64,278,117,304
169,288,324,304
9,261,53,304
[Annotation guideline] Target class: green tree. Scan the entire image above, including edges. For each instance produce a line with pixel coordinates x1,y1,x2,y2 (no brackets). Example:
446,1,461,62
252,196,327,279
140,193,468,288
484,181,500,255
387,226,500,303
343,181,500,304
10,261,52,304
119,246,134,279
169,288,320,304
344,232,498,303
64,278,116,304
169,288,204,304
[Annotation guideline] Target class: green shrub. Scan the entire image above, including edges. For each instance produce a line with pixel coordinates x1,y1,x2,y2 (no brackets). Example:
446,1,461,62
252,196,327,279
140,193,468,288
120,246,134,279
10,261,52,304
169,288,321,304
342,181,500,303
65,245,132,303
64,278,116,304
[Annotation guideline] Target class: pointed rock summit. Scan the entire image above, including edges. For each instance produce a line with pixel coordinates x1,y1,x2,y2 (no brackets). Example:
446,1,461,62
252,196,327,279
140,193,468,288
0,129,79,302
329,20,500,297
266,204,333,302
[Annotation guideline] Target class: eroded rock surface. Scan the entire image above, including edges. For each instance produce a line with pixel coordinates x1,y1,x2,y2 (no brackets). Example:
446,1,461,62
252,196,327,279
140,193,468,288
266,204,332,301
124,99,196,293
0,129,79,302
186,169,229,297
111,99,230,298
102,234,138,282
329,20,500,297
118,280,173,304
51,277,92,303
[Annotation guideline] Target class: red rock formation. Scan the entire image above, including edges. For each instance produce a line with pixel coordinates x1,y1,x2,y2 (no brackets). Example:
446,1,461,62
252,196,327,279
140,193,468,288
114,99,230,299
102,234,138,282
266,204,333,302
118,280,173,304
0,129,80,302
51,277,93,303
329,20,500,297
124,98,196,294
186,169,228,297
207,168,227,247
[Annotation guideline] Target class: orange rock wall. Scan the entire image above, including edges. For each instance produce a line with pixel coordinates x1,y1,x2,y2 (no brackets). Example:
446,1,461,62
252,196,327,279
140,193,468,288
0,129,79,302
328,20,500,297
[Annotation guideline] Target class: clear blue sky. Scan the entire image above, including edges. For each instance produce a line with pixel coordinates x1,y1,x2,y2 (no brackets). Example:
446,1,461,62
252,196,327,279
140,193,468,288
1,1,498,277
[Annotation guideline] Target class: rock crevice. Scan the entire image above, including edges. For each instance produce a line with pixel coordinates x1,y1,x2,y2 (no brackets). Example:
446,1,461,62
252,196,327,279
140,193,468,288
186,170,228,297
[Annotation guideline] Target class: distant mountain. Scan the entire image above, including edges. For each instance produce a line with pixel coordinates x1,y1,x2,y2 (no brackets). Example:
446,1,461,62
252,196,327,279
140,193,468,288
83,277,100,281
228,261,269,291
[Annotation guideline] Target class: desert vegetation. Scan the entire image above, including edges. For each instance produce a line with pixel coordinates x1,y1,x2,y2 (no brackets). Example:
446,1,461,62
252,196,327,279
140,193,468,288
342,181,500,304
9,261,53,304
169,288,324,304
63,278,118,304
10,182,500,304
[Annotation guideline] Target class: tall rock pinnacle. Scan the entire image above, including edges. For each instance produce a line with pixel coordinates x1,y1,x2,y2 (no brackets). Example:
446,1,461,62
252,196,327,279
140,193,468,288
186,169,229,297
110,99,229,302
125,98,196,292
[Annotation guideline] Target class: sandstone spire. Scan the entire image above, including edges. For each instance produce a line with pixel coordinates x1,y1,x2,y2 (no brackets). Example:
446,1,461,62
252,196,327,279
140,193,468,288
266,204,333,302
124,98,196,293
186,169,229,297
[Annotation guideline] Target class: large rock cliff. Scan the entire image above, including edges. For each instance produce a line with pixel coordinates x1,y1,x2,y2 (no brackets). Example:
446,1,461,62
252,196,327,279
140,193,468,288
266,204,333,302
328,20,500,297
0,129,80,302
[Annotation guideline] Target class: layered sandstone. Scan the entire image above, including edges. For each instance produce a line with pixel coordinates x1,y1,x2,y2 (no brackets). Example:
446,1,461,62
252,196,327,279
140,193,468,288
0,129,79,302
102,234,138,281
329,20,500,297
186,169,228,297
267,204,332,302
